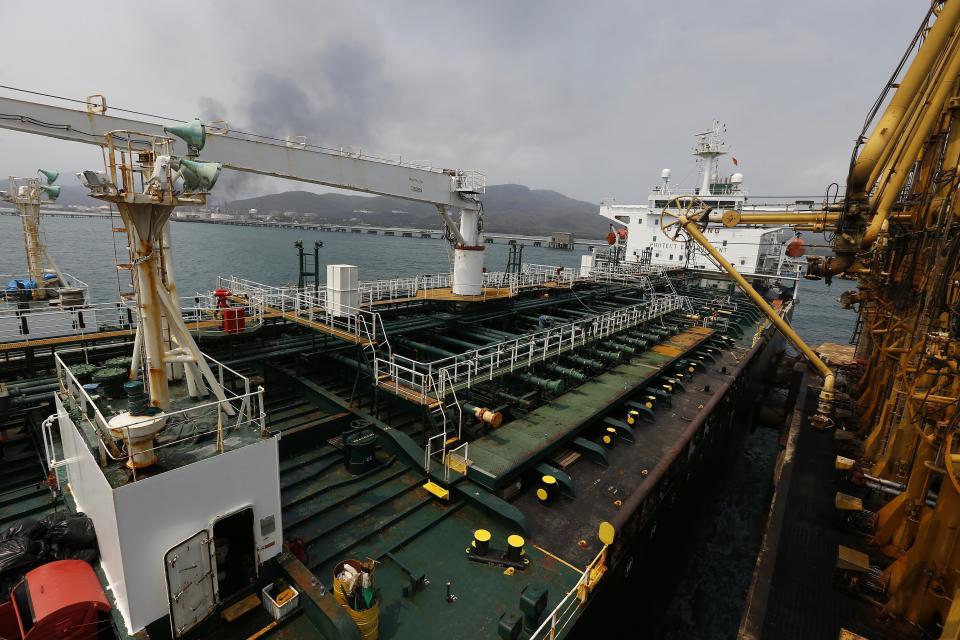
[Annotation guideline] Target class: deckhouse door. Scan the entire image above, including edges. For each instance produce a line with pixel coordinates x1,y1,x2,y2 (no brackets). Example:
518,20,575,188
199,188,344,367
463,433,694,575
165,529,219,637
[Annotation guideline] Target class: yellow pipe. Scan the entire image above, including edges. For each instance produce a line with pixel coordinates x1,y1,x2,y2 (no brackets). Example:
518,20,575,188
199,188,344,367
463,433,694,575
716,211,912,227
678,213,835,423
849,0,960,196
863,25,960,248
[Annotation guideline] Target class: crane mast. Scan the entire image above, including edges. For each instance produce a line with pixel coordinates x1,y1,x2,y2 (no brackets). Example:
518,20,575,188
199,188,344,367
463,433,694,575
0,93,488,292
0,91,489,410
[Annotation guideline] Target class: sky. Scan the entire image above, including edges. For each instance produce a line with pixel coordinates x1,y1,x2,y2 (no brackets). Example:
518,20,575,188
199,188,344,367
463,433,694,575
0,0,925,204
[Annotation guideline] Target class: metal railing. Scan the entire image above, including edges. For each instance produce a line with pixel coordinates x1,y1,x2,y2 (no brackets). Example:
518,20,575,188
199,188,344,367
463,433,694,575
528,546,608,640
54,345,266,483
219,277,384,347
1,287,268,346
1,271,90,303
0,300,135,345
375,295,687,402
180,292,265,335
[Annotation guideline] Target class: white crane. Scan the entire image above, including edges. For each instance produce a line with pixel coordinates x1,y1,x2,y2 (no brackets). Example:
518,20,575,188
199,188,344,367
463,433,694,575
0,92,487,409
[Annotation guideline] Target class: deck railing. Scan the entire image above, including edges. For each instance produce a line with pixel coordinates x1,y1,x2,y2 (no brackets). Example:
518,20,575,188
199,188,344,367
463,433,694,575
54,345,266,482
374,294,687,402
528,546,609,640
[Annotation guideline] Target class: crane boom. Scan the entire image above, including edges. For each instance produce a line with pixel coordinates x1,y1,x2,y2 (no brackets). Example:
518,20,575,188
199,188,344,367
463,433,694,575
0,95,481,211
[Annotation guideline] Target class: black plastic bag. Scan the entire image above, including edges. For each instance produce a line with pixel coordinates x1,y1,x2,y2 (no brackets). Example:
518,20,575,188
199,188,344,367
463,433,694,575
0,518,45,542
0,536,37,574
46,514,96,549
54,546,99,564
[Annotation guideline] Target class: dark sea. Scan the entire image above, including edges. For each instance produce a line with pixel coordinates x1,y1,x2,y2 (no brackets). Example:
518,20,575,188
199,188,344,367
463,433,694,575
0,213,860,639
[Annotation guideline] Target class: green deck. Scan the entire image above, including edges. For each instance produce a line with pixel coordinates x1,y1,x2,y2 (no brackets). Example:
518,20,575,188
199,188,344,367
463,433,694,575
278,443,581,640
466,327,714,490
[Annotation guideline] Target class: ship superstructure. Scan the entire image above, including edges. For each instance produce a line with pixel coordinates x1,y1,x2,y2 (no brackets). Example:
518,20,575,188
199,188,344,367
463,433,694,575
600,123,807,280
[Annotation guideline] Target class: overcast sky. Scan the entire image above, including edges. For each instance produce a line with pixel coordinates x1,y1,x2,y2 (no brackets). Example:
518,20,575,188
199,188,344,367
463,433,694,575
0,1,924,204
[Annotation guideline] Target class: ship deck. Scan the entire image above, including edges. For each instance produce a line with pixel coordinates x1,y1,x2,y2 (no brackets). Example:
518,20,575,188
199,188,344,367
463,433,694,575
494,327,741,569
1,272,788,640
466,326,713,488
740,373,922,640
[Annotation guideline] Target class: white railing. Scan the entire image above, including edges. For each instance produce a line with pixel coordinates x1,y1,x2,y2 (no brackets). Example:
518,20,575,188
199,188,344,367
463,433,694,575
1,286,268,346
1,271,90,304
358,273,452,305
375,295,687,402
179,292,266,335
454,170,486,194
423,368,463,478
0,300,134,345
54,345,267,483
528,547,608,640
218,275,298,310
219,277,385,348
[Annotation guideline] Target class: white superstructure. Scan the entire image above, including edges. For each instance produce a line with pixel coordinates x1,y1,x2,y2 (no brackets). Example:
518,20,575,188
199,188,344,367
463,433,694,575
600,123,804,278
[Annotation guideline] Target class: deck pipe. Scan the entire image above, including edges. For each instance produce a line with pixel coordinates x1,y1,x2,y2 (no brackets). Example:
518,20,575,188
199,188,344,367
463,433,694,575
594,348,623,363
430,333,493,352
516,373,565,395
632,331,663,344
542,363,588,384
462,402,504,428
564,354,604,371
495,390,536,409
617,335,650,351
397,338,462,362
599,341,636,358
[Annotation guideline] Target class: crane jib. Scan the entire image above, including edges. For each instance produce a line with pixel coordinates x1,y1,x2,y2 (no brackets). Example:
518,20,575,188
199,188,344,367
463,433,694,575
0,95,480,211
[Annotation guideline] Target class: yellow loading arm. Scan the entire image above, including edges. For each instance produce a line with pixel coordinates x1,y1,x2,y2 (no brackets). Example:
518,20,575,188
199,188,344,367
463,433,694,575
660,196,835,426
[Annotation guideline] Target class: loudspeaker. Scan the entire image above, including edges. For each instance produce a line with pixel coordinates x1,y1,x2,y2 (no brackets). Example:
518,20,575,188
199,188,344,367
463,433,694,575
178,159,221,193
164,118,206,153
39,184,61,201
37,169,59,184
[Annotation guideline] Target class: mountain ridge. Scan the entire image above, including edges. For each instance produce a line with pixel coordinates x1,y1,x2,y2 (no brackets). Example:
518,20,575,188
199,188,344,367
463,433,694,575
224,184,607,238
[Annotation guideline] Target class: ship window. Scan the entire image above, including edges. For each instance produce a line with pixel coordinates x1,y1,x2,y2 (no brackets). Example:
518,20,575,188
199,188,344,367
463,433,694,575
654,200,668,208
740,259,746,265
655,252,660,258
722,240,727,247
615,215,630,223
669,254,674,260
720,201,735,207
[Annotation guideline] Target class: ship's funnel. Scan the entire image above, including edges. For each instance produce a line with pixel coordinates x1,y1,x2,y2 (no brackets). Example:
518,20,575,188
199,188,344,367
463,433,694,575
39,184,60,201
178,158,222,193
164,118,206,154
37,169,59,184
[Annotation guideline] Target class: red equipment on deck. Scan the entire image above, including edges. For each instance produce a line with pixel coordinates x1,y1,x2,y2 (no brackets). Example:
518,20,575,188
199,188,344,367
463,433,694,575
222,306,246,333
0,560,111,639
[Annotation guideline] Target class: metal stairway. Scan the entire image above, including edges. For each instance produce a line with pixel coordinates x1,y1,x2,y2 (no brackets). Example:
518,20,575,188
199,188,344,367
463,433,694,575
0,411,58,529
278,446,463,581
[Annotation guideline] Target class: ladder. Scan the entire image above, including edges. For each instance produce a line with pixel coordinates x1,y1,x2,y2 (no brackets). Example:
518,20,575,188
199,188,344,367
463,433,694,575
423,369,466,485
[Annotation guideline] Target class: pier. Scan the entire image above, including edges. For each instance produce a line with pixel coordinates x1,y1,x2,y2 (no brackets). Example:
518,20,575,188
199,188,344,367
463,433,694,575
170,216,605,248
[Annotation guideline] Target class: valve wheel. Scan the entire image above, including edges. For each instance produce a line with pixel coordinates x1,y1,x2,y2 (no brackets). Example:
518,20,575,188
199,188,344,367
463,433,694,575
659,196,711,241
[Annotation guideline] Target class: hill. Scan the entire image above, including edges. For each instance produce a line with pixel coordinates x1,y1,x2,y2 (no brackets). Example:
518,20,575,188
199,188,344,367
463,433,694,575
224,184,606,238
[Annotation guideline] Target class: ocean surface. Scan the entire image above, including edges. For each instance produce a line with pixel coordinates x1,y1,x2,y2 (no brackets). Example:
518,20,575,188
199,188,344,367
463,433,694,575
0,214,859,347
0,213,859,638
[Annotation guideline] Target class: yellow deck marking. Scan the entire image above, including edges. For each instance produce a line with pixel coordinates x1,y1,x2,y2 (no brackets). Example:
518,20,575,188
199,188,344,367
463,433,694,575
532,543,583,573
422,480,450,500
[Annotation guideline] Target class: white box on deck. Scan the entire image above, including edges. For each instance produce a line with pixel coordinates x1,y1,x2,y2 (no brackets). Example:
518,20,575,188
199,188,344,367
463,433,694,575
326,264,359,317
580,254,594,277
